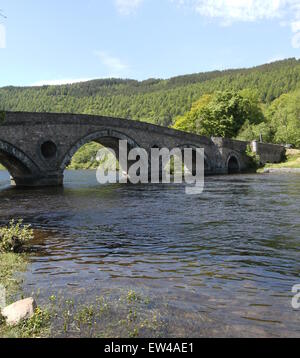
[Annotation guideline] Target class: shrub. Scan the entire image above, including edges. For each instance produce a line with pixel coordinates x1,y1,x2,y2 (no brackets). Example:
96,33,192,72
0,220,34,253
246,145,261,170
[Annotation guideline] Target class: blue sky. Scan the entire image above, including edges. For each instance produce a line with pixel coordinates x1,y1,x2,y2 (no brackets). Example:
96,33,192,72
0,0,300,87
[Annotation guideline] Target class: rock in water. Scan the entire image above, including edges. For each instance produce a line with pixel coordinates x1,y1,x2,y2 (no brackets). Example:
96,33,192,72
1,298,37,326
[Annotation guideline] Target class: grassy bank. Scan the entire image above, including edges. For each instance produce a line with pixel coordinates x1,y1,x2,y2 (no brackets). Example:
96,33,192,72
259,149,300,172
0,221,51,338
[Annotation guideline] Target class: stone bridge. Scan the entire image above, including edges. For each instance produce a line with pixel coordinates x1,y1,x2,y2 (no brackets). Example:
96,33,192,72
0,112,285,187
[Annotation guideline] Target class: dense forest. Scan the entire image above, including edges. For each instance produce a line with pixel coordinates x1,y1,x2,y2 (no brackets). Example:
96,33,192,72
1,58,300,168
1,58,300,127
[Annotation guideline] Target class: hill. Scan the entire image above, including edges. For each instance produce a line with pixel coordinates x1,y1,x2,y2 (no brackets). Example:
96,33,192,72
1,58,300,127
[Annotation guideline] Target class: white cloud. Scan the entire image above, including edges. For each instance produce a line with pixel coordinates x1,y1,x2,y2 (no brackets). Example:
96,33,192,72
31,78,92,86
95,51,128,77
291,20,300,33
172,0,300,47
292,32,300,48
0,24,6,49
192,0,283,22
114,0,143,15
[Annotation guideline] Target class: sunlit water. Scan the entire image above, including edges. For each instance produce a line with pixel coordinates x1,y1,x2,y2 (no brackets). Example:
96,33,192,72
0,170,300,337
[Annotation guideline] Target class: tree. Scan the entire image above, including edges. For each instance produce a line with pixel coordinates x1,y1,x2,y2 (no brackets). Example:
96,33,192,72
266,91,300,147
173,90,264,138
173,94,213,133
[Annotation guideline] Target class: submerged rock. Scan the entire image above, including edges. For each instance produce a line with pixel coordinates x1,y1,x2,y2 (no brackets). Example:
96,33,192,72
1,297,37,326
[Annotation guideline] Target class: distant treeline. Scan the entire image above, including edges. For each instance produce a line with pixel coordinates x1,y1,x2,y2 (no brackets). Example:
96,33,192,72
1,58,300,127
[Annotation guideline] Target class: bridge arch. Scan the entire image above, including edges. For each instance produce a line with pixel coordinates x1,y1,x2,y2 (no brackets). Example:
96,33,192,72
226,153,241,174
60,129,142,173
0,140,40,184
177,144,212,174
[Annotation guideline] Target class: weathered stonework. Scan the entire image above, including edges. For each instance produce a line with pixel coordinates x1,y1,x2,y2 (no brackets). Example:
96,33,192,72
0,112,285,187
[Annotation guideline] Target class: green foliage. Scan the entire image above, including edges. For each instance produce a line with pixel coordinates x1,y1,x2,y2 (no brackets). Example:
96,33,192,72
237,120,273,143
17,308,51,338
173,94,213,133
0,307,51,338
173,90,264,138
0,253,28,296
68,142,103,169
0,58,300,128
0,220,34,253
265,90,300,147
245,145,261,170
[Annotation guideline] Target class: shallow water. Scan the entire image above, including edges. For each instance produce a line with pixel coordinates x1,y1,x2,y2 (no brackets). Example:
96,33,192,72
0,170,300,337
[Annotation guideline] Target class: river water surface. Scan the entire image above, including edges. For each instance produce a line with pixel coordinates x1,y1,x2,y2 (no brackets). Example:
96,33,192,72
0,170,300,337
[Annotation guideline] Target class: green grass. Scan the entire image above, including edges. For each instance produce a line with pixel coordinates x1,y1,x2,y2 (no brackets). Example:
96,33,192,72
0,307,51,338
0,252,52,338
0,252,28,298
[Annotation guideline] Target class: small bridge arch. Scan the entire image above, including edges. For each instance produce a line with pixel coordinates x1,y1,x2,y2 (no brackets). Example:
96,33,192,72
226,153,241,174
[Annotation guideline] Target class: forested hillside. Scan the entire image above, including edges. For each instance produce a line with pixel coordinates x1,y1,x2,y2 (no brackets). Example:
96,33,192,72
1,58,300,127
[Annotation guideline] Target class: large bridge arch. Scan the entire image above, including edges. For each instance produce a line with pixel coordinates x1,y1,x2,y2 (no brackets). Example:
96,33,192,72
0,140,40,185
60,129,143,173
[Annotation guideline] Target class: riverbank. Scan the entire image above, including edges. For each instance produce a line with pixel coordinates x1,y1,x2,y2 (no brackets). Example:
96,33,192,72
258,149,300,173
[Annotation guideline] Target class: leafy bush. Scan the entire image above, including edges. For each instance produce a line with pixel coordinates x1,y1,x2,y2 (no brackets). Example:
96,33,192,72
246,145,261,170
0,220,34,253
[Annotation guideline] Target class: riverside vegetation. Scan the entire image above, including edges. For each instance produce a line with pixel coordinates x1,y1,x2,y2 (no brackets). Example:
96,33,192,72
0,220,51,338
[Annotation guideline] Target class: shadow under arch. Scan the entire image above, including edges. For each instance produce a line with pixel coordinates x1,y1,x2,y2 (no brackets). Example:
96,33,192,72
226,153,241,174
60,129,144,175
0,140,40,185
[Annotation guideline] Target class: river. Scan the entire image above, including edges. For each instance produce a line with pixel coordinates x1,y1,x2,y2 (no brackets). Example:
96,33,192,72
0,170,300,337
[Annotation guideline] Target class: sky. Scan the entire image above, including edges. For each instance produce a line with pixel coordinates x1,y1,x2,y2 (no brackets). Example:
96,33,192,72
0,0,300,87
